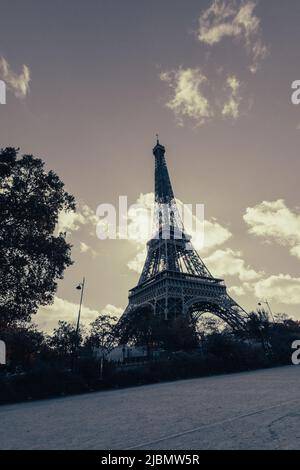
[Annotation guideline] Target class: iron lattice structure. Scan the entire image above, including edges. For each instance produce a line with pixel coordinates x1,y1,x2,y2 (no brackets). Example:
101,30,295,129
119,140,248,331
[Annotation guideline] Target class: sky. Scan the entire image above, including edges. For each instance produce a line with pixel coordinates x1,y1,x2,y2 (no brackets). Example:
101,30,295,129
0,0,300,331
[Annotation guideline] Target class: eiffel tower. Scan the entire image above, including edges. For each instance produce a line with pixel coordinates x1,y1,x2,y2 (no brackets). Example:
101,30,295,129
119,139,248,331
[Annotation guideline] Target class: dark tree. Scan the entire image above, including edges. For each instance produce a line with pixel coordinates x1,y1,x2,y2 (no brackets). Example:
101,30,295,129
159,316,199,352
85,314,118,355
48,321,81,357
247,310,270,339
245,309,273,354
1,322,45,370
118,307,199,354
118,305,161,357
0,148,75,324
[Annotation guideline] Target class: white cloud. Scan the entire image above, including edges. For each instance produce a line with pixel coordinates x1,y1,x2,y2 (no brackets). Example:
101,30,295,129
79,241,97,257
204,248,262,281
222,75,242,119
36,297,123,333
159,1,268,126
35,296,99,333
126,193,155,243
243,200,300,259
160,68,213,126
125,193,233,273
101,304,123,318
198,0,268,73
125,193,153,273
127,247,147,274
125,192,231,251
80,241,89,253
254,274,300,305
56,203,97,235
194,218,232,253
229,285,246,296
56,204,99,258
290,246,300,260
160,67,246,126
56,210,84,234
0,56,30,98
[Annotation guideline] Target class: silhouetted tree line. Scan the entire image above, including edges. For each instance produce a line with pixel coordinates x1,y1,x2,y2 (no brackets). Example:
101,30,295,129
1,309,300,404
0,148,74,326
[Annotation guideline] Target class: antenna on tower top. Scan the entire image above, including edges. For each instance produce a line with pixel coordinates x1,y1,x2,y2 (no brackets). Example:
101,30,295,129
156,133,159,145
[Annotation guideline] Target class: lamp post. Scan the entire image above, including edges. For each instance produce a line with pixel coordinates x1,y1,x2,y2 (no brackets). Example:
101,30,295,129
75,277,85,338
258,299,275,323
72,277,85,372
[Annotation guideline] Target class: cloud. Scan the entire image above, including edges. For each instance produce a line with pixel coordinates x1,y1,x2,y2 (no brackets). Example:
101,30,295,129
35,296,99,333
243,200,300,259
228,285,246,296
79,241,97,257
222,75,242,119
160,68,213,126
253,274,300,305
101,304,123,318
290,246,300,260
56,210,85,234
204,248,262,281
160,68,245,126
198,0,268,73
0,56,30,98
125,192,233,273
125,193,154,273
126,193,155,243
159,1,268,126
124,192,231,250
127,247,147,274
56,203,97,235
80,241,90,253
195,218,232,253
56,204,100,258
36,297,123,333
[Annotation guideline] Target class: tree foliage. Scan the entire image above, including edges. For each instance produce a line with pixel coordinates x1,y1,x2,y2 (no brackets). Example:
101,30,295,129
117,306,200,353
0,148,75,324
85,314,118,355
1,322,45,370
48,321,81,357
117,306,162,351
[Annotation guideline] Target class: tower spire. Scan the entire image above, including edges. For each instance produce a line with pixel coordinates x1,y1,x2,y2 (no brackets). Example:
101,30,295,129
152,138,174,204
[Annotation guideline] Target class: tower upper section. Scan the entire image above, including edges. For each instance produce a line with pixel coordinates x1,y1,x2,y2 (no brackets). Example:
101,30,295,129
153,139,175,204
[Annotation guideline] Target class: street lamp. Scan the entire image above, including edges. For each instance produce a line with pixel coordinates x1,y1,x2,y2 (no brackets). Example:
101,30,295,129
258,299,275,323
72,277,85,371
75,277,85,338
